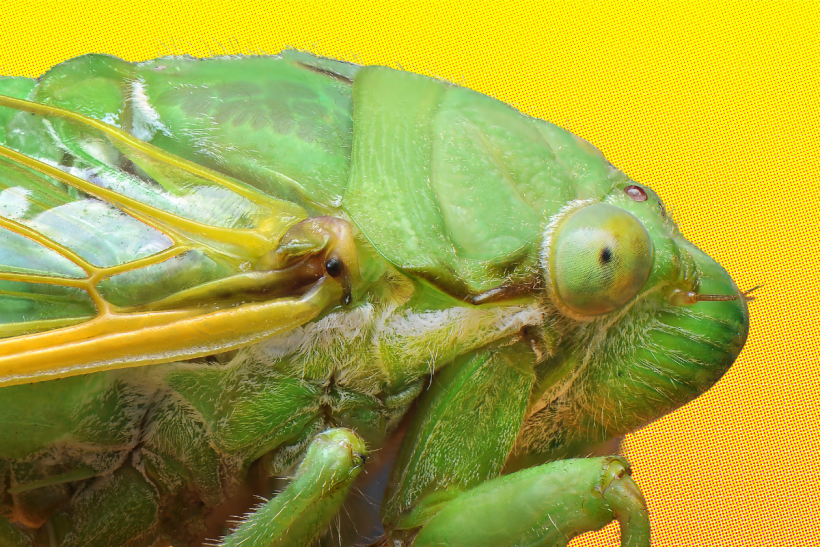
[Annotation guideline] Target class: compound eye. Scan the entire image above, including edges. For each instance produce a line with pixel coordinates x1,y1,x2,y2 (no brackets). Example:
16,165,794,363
550,203,653,316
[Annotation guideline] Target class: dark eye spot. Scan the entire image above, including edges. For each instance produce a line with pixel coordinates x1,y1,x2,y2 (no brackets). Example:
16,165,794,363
600,247,612,265
625,185,647,202
325,257,343,277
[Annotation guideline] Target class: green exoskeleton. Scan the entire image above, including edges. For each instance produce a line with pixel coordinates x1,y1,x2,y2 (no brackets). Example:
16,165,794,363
0,51,750,547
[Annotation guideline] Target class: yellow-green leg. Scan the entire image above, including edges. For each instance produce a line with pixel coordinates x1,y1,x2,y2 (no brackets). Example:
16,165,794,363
217,428,367,547
380,341,650,547
411,456,650,547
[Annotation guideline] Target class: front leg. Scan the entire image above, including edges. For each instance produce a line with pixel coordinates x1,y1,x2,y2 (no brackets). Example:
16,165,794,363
381,341,650,547
411,456,649,547
218,428,367,547
382,341,537,535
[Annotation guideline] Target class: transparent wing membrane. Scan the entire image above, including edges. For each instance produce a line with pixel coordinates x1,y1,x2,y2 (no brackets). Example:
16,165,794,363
0,94,327,386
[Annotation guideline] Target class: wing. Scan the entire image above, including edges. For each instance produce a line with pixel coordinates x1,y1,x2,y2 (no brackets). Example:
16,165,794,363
0,93,341,387
24,52,358,215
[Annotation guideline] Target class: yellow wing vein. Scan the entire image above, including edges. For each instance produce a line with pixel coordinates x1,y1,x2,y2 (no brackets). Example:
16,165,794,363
0,271,88,288
0,143,283,260
0,287,90,304
0,95,340,385
0,214,94,274
93,247,192,280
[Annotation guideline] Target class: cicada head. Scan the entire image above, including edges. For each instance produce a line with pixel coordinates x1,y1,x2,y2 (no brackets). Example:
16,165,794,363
520,180,750,462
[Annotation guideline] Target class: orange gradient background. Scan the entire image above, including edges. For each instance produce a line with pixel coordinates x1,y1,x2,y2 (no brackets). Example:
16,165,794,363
0,1,809,545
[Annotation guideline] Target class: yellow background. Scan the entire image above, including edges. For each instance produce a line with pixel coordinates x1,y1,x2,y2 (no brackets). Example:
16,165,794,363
0,1,810,545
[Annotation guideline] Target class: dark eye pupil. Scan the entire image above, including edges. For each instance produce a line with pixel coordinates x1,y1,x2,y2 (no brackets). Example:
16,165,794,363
325,257,343,277
600,247,612,265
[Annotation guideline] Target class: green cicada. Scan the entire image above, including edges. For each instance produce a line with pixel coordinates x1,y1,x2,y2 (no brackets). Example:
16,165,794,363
0,51,750,547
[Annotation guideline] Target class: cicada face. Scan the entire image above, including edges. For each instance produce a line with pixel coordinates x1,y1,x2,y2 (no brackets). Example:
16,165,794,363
509,177,749,465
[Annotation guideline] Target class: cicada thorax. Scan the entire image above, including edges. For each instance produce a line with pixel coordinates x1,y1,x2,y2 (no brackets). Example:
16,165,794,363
343,65,632,305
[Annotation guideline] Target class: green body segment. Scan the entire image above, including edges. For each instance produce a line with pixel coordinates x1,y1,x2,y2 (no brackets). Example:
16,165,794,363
0,53,749,547
0,333,386,544
13,52,355,214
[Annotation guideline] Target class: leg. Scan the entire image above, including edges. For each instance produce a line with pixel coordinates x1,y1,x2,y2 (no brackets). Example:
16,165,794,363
383,343,538,531
380,341,650,546
217,428,367,547
411,456,650,547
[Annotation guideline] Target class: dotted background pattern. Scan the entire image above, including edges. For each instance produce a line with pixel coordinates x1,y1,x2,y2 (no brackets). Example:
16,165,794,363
0,1,810,546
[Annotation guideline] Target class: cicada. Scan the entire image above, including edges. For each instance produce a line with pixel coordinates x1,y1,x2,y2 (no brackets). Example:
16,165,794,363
0,51,750,547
